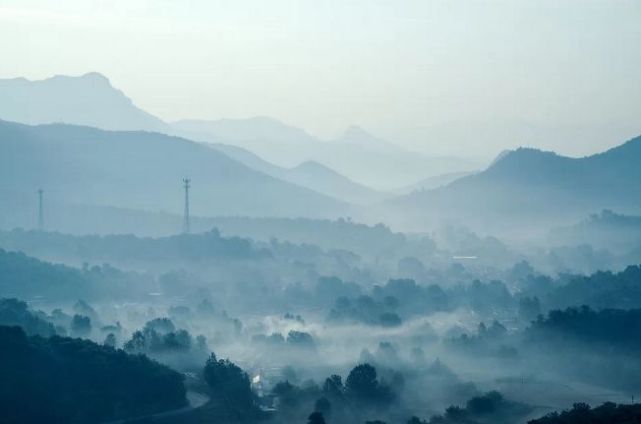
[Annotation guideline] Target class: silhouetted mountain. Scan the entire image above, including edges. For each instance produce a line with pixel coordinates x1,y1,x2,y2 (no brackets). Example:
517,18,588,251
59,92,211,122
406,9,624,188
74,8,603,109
176,119,479,189
285,161,388,205
384,136,641,234
208,143,284,176
337,125,400,153
209,142,386,204
394,171,475,195
325,126,481,189
0,325,186,423
174,116,317,145
0,72,478,189
550,210,641,253
0,73,169,132
0,120,349,230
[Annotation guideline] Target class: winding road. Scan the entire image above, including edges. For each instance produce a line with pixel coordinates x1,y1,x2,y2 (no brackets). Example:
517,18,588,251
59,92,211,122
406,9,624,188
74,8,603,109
103,390,210,424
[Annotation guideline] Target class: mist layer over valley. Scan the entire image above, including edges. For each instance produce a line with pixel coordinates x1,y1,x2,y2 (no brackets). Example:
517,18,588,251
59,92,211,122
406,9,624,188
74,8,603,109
3,5,641,422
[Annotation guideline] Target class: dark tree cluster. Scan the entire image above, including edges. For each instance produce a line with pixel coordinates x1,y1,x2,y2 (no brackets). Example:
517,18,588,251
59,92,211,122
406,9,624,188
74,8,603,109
203,352,257,412
526,306,641,353
124,317,199,353
345,363,395,404
0,298,56,337
70,313,92,337
271,363,395,424
372,279,450,316
528,402,641,424
0,248,153,300
251,330,316,350
0,228,268,265
0,325,186,423
445,320,516,358
524,265,641,310
205,216,436,260
411,391,531,424
328,295,403,327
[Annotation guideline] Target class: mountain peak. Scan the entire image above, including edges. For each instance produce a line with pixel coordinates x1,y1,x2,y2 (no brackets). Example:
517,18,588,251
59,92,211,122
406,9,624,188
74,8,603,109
79,72,111,84
491,147,559,166
174,116,316,144
292,160,332,173
0,72,168,132
487,149,513,167
341,125,378,142
43,72,111,87
483,147,570,180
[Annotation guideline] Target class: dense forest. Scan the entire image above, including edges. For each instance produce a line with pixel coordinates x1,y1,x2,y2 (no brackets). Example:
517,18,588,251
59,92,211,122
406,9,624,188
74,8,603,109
3,19,641,422
1,232,641,423
0,325,186,423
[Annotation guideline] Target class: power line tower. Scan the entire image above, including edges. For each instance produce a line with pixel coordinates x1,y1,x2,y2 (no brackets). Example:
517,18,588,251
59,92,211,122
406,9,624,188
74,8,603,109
37,189,44,231
182,178,191,234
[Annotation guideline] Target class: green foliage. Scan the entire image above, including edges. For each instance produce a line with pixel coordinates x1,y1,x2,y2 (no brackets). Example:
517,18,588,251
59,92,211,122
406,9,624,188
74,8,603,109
203,353,255,411
70,314,91,337
542,265,641,310
287,330,316,349
528,402,641,424
0,248,152,300
307,411,326,424
124,318,196,354
345,363,393,404
0,325,186,423
426,391,531,424
329,295,403,327
0,298,56,336
527,306,641,353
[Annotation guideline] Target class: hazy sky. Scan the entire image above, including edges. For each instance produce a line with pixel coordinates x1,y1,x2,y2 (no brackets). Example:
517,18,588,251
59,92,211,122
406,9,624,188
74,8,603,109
1,0,640,159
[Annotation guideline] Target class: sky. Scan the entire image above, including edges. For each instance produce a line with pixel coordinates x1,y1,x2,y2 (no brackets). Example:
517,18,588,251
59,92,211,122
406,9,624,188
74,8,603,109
1,0,640,159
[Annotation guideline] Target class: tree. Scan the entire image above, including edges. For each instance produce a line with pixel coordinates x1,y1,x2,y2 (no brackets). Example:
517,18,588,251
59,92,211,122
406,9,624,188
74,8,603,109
144,317,175,334
307,411,326,424
0,298,56,337
0,325,186,423
123,320,195,354
71,314,91,337
466,390,503,414
323,374,344,395
346,363,379,398
315,396,331,417
124,330,146,352
518,297,541,322
527,402,641,424
103,332,116,348
196,334,208,351
345,363,393,403
287,330,315,349
203,353,255,411
379,312,402,327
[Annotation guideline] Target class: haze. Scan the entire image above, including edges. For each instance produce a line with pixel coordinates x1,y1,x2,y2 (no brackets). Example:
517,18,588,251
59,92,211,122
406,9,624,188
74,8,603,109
2,0,641,159
4,2,641,424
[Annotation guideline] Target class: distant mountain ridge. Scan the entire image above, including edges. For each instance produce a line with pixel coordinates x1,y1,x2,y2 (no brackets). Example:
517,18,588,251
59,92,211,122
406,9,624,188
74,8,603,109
0,119,350,231
176,119,480,189
383,136,641,234
394,171,474,195
173,117,318,144
0,72,169,132
0,73,394,203
550,209,641,253
208,143,387,205
0,72,468,194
